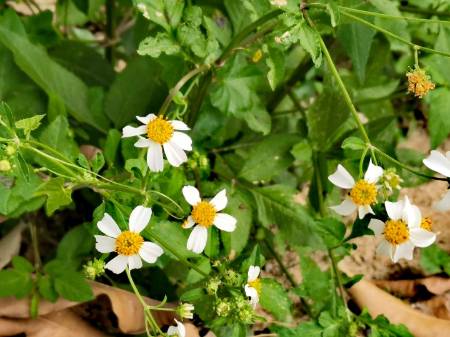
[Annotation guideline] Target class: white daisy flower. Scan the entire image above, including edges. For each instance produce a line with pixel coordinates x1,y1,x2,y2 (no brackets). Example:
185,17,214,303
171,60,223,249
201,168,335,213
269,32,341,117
167,319,186,337
244,265,261,308
368,197,436,263
122,114,192,172
177,302,195,319
423,150,450,211
182,186,237,254
328,160,384,219
94,205,164,274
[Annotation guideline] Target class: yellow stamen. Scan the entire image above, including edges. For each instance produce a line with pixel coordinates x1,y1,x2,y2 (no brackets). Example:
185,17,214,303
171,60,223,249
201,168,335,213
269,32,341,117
420,217,433,232
191,201,216,228
406,68,435,98
147,116,174,144
115,231,144,256
383,219,409,245
349,180,377,206
248,278,261,295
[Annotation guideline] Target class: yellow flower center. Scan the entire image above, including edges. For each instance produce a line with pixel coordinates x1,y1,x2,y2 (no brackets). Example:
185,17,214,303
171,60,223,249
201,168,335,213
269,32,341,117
349,180,377,206
191,201,216,228
420,217,433,232
248,278,261,295
406,68,435,98
115,231,144,256
147,116,174,144
383,219,409,245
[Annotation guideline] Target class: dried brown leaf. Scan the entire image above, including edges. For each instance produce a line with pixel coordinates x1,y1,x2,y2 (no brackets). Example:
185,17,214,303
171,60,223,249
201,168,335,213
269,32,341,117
0,223,26,270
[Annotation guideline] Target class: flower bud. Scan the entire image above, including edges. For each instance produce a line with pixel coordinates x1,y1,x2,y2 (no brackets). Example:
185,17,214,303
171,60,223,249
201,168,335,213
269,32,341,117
83,258,105,280
206,277,221,295
5,145,16,156
0,159,11,172
223,269,240,287
177,302,194,319
215,299,231,317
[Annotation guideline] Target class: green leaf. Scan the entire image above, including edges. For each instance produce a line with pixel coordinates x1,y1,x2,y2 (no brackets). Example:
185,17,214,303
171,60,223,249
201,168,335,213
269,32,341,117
105,57,166,128
38,275,58,302
35,177,73,216
342,136,366,151
426,87,450,147
54,271,94,302
0,269,33,298
315,218,346,248
104,129,122,166
423,28,450,86
138,32,180,58
420,244,450,276
91,152,105,173
251,185,322,248
15,114,45,139
291,140,312,162
296,22,322,68
337,23,375,84
136,0,184,31
0,27,108,132
12,256,34,273
57,225,94,261
260,278,292,321
239,134,300,182
265,45,285,90
204,227,220,258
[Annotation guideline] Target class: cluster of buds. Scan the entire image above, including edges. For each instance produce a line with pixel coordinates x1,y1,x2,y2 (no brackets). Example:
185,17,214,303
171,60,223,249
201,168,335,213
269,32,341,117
83,258,105,280
223,269,241,287
406,67,435,98
381,168,403,194
187,151,210,177
215,295,255,324
177,303,195,320
206,276,222,295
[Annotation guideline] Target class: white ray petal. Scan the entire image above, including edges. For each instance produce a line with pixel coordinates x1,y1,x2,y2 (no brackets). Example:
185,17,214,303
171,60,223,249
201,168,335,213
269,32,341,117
139,242,164,263
434,190,450,211
122,125,147,138
187,225,208,254
171,131,192,151
105,255,128,274
182,186,201,206
128,255,143,270
328,164,355,189
94,235,116,253
163,142,188,167
129,205,152,233
214,213,237,232
330,198,357,216
147,142,164,172
210,189,227,211
358,205,374,219
368,219,385,236
98,213,121,238
171,120,190,131
423,150,450,177
248,265,260,282
409,228,436,248
364,160,384,183
137,113,156,125
385,200,403,221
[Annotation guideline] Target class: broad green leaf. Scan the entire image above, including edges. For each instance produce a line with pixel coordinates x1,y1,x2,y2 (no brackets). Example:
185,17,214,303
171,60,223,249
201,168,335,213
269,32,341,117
35,177,73,216
0,269,33,298
295,22,322,68
423,28,450,86
260,278,292,321
291,140,312,162
105,57,166,128
341,136,366,151
12,256,34,272
57,225,94,261
239,134,300,182
420,244,450,276
38,275,58,302
426,87,450,147
265,45,285,90
0,27,108,132
136,0,184,31
104,129,122,166
138,33,180,58
15,114,45,139
337,23,375,84
315,218,346,248
54,271,94,302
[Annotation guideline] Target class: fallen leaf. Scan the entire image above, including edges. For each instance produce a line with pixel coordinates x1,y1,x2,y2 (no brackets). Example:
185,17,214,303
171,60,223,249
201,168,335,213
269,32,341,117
0,223,26,270
374,277,450,298
414,294,450,320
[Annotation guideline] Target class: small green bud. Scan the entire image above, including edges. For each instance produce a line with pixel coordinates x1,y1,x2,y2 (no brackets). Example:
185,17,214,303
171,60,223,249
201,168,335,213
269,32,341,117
83,258,105,280
0,159,11,172
238,305,254,324
233,294,248,310
206,277,221,295
223,269,240,287
215,299,231,317
382,168,403,193
5,145,16,156
177,302,194,319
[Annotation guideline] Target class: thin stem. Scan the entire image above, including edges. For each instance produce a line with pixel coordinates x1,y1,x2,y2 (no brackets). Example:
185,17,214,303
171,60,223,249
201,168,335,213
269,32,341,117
29,221,41,272
105,0,115,63
414,45,420,68
328,249,351,322
341,11,450,59
372,147,447,181
263,240,297,287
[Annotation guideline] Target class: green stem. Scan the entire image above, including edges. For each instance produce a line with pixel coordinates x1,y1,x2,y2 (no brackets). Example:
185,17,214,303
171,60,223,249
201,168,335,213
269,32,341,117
105,0,115,63
263,240,297,287
341,11,450,59
400,5,450,18
328,249,351,321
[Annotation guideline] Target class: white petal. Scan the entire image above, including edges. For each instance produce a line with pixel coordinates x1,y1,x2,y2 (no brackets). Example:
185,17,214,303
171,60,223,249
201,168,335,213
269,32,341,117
330,198,357,216
94,235,116,253
214,213,237,232
163,142,187,167
210,189,227,211
128,255,143,270
358,205,374,219
393,241,415,262
182,216,195,229
122,125,147,138
98,213,121,238
368,219,385,236
187,225,208,254
147,142,164,172
134,136,152,148
385,200,403,220
139,242,164,263
328,164,355,189
403,199,421,229
167,326,178,336
423,150,450,177
136,113,156,125
129,205,152,233
175,319,186,337
105,255,128,274
364,159,384,183
171,120,190,131
171,131,192,151
182,186,201,206
244,285,259,308
376,240,393,260
434,190,450,211
248,265,260,282
409,228,436,247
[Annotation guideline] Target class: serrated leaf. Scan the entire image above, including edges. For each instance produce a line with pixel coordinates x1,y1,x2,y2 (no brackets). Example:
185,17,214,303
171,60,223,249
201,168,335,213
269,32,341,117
15,114,45,139
426,87,450,147
12,256,34,272
296,22,322,68
38,275,58,302
54,271,94,302
35,177,73,215
0,269,33,298
260,278,292,321
342,136,366,151
138,33,180,58
265,45,285,90
136,0,184,31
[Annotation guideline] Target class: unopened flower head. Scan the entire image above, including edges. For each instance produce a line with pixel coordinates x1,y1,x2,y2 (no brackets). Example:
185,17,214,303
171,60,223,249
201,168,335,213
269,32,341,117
182,186,237,254
206,276,222,295
238,305,254,324
406,67,435,98
223,269,240,287
329,160,383,219
167,319,186,337
251,49,263,63
216,298,231,317
382,168,403,192
5,145,16,156
244,265,261,308
423,150,450,211
83,258,105,280
122,114,192,172
368,197,436,262
94,205,164,274
177,302,194,319
0,159,11,172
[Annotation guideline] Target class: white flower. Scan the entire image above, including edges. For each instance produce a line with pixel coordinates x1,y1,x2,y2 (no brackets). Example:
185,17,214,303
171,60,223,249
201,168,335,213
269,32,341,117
423,150,450,211
95,206,164,274
182,186,237,254
178,302,194,319
122,114,192,172
368,197,436,263
244,265,261,308
328,160,383,219
167,319,186,337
